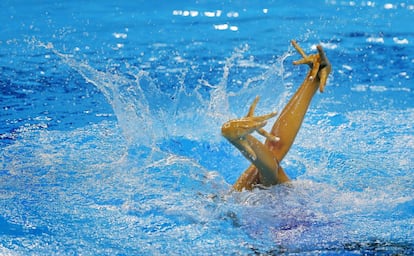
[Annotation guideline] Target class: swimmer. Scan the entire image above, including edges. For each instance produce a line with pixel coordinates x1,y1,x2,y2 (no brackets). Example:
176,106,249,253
222,40,331,191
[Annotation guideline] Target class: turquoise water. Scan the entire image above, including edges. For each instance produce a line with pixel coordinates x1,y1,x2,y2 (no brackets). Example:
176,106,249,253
1,0,413,255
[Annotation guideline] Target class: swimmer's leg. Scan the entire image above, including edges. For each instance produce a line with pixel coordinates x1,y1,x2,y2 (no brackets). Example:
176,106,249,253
222,97,284,189
227,41,331,191
266,41,331,161
232,163,289,191
232,165,259,191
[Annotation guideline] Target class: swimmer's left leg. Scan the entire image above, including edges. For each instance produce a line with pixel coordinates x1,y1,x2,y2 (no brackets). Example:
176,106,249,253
222,96,279,158
222,97,285,189
233,164,259,191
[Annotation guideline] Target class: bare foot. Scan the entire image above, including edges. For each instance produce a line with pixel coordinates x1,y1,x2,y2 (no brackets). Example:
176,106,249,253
291,40,332,92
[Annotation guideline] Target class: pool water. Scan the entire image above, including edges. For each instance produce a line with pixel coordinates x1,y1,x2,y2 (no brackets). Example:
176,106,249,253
1,0,413,255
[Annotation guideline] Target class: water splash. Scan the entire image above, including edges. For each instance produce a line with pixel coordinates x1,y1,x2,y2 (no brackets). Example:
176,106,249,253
38,41,289,146
38,42,155,146
198,44,249,127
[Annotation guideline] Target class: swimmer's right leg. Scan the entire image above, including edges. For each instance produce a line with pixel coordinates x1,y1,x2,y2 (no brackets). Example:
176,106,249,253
265,41,331,161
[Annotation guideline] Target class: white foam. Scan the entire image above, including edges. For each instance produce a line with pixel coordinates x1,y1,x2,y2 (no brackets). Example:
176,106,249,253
366,37,384,43
393,37,409,44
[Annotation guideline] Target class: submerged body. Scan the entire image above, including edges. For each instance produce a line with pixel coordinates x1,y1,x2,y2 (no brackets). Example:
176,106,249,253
222,40,332,191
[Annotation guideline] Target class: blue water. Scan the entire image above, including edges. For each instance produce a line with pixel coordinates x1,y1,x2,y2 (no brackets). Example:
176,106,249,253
1,0,413,255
